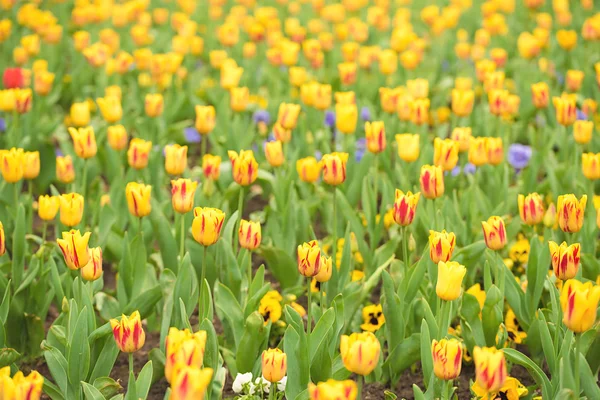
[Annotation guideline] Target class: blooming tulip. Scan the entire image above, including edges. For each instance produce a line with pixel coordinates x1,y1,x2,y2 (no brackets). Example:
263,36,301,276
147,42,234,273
0,147,24,183
582,153,600,180
239,219,261,250
429,230,456,264
335,103,358,134
195,105,216,135
277,103,301,130
395,134,420,162
560,279,600,333
81,247,103,281
451,127,472,152
393,190,420,226
557,194,587,233
165,327,208,383
192,207,225,246
60,193,84,227
296,157,322,183
261,348,287,383
57,229,91,270
431,339,462,380
165,144,188,176
38,195,60,221
145,93,163,117
574,121,593,145
315,255,332,283
228,150,258,186
451,89,474,117
96,96,122,123
265,141,284,167
365,121,386,153
125,182,152,218
170,365,213,400
0,222,4,256
107,125,128,151
110,311,145,352
68,126,97,159
482,216,507,250
553,93,577,126
322,152,348,186
433,138,459,171
171,179,198,214
127,138,152,170
518,193,545,225
436,261,466,301
420,165,444,199
473,346,507,393
549,241,580,280
297,240,321,277
202,154,221,180
56,155,75,183
70,101,90,127
309,380,357,400
340,332,381,376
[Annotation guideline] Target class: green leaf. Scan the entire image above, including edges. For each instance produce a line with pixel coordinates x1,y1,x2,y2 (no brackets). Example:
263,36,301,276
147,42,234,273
199,278,214,323
0,281,10,324
578,351,600,399
44,344,69,394
383,334,421,379
309,308,335,363
257,246,300,290
124,371,137,400
68,307,91,387
123,285,163,319
150,205,179,273
419,321,433,388
503,348,553,398
525,236,549,317
14,258,40,295
135,361,154,399
0,347,21,367
214,282,244,347
89,336,119,382
284,325,309,400
43,379,65,400
235,312,269,373
93,377,122,400
537,313,557,374
12,204,26,288
81,381,106,400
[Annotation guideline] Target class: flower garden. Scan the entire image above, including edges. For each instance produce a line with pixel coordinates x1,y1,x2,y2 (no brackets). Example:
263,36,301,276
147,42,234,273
1,0,600,399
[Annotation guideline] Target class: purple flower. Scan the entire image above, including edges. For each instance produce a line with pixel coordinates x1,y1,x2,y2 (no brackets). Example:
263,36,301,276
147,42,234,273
450,166,461,177
314,150,322,161
463,163,476,175
253,109,270,125
442,60,450,72
0,118,5,132
577,109,587,120
355,138,366,161
508,144,532,170
556,72,564,85
324,110,336,128
360,107,371,121
55,148,63,157
184,127,202,143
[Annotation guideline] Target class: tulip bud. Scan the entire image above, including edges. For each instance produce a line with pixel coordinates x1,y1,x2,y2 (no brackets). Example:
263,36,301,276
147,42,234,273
410,98,430,125
170,365,213,400
468,137,488,166
315,255,332,283
431,339,462,380
68,126,97,159
420,165,444,199
96,95,122,123
0,222,5,256
436,261,466,301
365,121,386,153
433,138,459,171
195,105,216,135
202,154,221,180
451,127,472,153
70,101,90,127
60,193,84,227
429,230,456,264
277,103,301,130
125,182,152,218
228,150,258,186
23,151,40,180
81,247,103,281
549,241,580,280
322,152,349,186
531,82,549,108
309,380,358,400
518,193,545,225
34,70,54,96
553,93,577,127
165,327,208,383
451,89,474,117
340,331,381,376
14,88,32,114
574,120,593,145
230,87,249,112
1,147,24,183
393,190,420,226
482,216,507,250
557,194,587,233
38,195,60,221
165,144,188,176
238,219,261,250
544,203,557,228
171,179,198,214
110,311,145,353
0,368,44,400
192,207,225,246
56,155,75,184
314,84,332,111
57,229,91,270
145,93,163,117
395,134,420,162
335,103,358,134
297,240,321,277
296,157,322,183
107,125,128,151
265,140,284,167
560,279,600,333
473,346,507,393
127,138,152,170
261,348,287,383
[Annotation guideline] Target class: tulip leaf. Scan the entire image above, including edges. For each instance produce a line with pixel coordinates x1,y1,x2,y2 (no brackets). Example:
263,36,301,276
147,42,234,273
11,204,26,288
93,377,122,400
382,333,421,382
578,351,600,399
503,348,553,398
199,278,214,323
214,282,244,347
124,371,137,400
43,379,65,400
257,246,300,290
309,308,335,363
14,257,39,296
81,381,105,400
67,307,91,388
235,311,269,373
243,282,269,320
43,344,69,394
0,347,20,368
459,293,486,348
135,361,154,400
419,320,433,388
481,285,503,346
284,324,309,400
525,235,549,317
199,318,219,374
310,337,332,383
382,271,404,352
537,313,557,374
172,255,199,330
123,285,163,319
0,281,11,324
149,205,179,274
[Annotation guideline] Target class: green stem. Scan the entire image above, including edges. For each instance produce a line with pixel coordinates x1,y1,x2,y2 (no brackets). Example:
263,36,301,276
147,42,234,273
247,248,252,284
81,158,88,199
201,134,207,156
319,286,324,314
179,213,185,260
402,227,410,268
269,383,276,400
357,375,363,400
574,333,580,397
443,380,452,400
438,300,451,340
200,245,207,317
235,186,245,253
128,353,134,376
306,278,312,383
13,183,18,214
138,217,142,236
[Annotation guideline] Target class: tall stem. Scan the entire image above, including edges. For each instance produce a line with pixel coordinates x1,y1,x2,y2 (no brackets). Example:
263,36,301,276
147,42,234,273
319,286,324,314
235,186,245,253
128,353,134,376
247,249,252,284
574,333,580,397
357,375,363,400
306,278,312,383
201,134,207,156
269,384,276,400
402,227,410,268
200,245,207,317
179,213,185,260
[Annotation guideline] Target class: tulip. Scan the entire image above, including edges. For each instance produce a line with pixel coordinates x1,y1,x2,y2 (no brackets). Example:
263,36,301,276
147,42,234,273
322,152,349,186
237,219,260,250
560,279,600,333
395,134,420,162
484,71,505,93
0,89,16,112
486,137,503,165
557,194,587,233
451,89,474,117
433,138,459,171
261,348,287,383
566,70,584,92
436,261,466,301
68,126,97,159
57,229,91,270
582,153,600,180
14,88,32,114
0,222,5,256
340,331,381,376
557,29,577,51
431,339,462,380
469,137,488,166
230,87,249,112
60,193,84,227
145,93,163,117
38,195,60,221
574,120,593,145
265,141,284,167
34,70,54,96
170,365,213,400
378,87,401,114
314,84,332,111
338,62,357,85
165,327,208,383
1,147,24,183
70,101,90,127
277,103,301,130
488,89,508,116
171,179,198,214
164,144,188,176
127,138,152,170
0,368,44,400
192,207,225,246
220,64,243,89
54,155,76,185
473,346,507,393
531,82,550,108
125,182,152,218
315,255,333,283
365,121,386,153
429,230,456,264
96,96,122,123
411,98,430,125
309,379,358,400
289,66,307,87
335,103,358,134
107,125,128,151
195,105,216,135
451,127,472,152
228,150,258,186
297,240,321,277
393,190,420,226
549,241,580,280
110,311,145,353
81,247,103,281
420,165,444,199
518,193,545,225
335,92,356,105
296,157,321,183
553,93,577,126
379,49,397,75
482,216,507,250
202,154,221,180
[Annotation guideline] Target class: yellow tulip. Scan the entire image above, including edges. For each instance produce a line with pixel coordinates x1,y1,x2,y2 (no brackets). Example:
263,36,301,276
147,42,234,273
431,339,462,380
482,216,507,250
531,82,549,108
393,190,420,226
127,138,152,170
410,98,430,125
566,69,584,92
553,93,577,126
340,332,381,376
486,137,503,166
202,154,221,180
315,255,333,283
192,207,225,246
68,126,97,159
0,367,44,400
38,195,60,221
0,147,24,183
70,101,90,127
56,155,75,184
473,346,507,393
230,87,249,112
395,134,420,162
107,125,128,151
296,157,322,183
109,311,145,352
59,193,84,227
436,261,466,300
518,193,545,225
433,138,459,171
556,29,577,51
469,137,488,166
57,229,91,270
557,194,587,233
297,240,321,277
309,379,357,400
429,230,456,264
239,219,261,250
451,89,474,117
170,365,213,400
228,150,258,186
560,279,600,333
549,241,580,280
451,127,472,153
322,152,349,186
277,103,301,130
125,182,152,218
81,247,103,281
171,179,198,214
34,70,54,96
164,144,188,176
96,95,122,123
574,120,593,145
144,93,163,117
261,348,287,383
420,165,444,199
582,153,600,180
365,121,386,153
164,327,208,383
195,105,216,135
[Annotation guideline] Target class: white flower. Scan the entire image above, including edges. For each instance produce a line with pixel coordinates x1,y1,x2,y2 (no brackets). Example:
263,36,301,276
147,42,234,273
277,376,287,391
232,372,253,393
252,377,271,394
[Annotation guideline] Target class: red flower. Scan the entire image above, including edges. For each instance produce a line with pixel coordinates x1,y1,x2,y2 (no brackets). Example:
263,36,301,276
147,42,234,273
3,68,24,89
